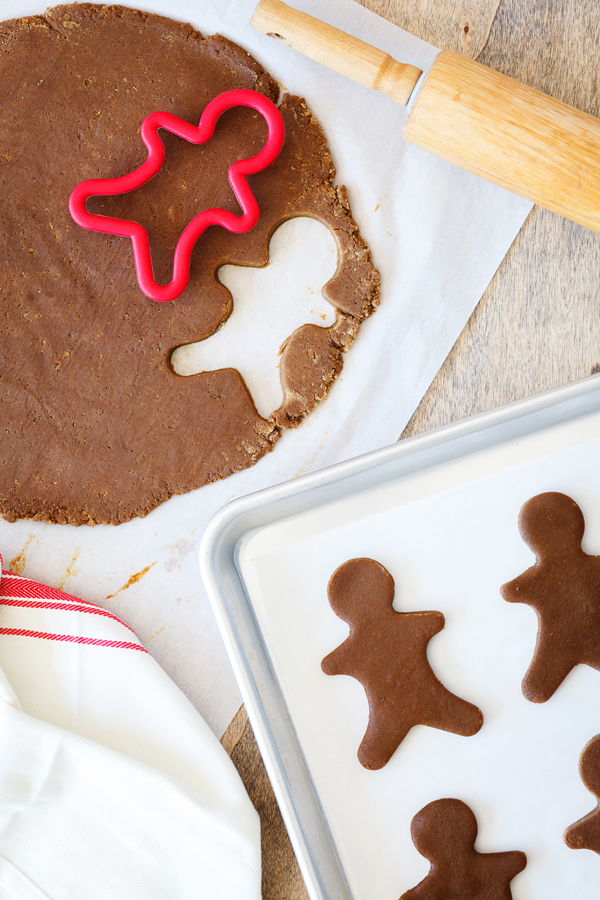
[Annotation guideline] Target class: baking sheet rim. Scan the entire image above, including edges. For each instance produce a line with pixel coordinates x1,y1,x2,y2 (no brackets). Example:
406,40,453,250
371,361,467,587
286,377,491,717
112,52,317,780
199,373,600,900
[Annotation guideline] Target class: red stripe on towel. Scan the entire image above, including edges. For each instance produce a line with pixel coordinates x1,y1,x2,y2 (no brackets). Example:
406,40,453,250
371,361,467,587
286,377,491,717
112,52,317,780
0,569,146,653
0,596,138,636
0,627,147,652
1,572,96,604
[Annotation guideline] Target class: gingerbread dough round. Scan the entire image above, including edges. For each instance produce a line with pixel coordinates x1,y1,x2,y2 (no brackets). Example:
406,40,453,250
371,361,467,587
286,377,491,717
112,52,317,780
0,3,379,525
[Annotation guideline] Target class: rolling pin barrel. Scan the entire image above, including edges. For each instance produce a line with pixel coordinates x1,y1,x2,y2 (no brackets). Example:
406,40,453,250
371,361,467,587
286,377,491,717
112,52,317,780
405,50,600,234
252,0,600,235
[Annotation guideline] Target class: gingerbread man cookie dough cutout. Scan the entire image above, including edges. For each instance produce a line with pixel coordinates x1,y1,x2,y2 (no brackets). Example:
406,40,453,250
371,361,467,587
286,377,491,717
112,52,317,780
400,798,527,900
321,558,483,769
500,492,600,703
565,733,600,854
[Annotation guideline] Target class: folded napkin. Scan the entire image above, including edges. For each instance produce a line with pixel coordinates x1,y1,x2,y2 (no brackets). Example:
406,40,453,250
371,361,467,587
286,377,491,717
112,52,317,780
0,556,260,900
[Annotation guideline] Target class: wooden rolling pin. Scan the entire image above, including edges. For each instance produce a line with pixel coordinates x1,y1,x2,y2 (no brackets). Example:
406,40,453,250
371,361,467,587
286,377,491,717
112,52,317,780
251,0,600,234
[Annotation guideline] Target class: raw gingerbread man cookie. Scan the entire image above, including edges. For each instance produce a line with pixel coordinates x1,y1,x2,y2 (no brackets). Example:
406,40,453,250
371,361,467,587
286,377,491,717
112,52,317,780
565,733,600,854
500,492,600,703
321,558,483,769
400,798,527,900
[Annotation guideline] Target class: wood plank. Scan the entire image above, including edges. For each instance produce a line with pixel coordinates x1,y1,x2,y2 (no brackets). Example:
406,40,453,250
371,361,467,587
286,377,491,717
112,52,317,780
402,0,600,439
222,706,309,900
355,0,503,58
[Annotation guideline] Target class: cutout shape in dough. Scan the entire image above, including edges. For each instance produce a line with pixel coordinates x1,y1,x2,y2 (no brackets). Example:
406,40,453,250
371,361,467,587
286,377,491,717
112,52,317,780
171,217,337,417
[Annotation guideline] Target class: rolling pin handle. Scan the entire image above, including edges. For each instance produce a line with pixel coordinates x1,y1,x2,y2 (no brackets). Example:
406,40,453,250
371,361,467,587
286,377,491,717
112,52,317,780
251,0,423,106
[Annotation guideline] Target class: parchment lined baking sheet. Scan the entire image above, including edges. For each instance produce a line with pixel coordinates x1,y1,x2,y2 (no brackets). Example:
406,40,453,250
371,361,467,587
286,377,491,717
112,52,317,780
214,378,600,900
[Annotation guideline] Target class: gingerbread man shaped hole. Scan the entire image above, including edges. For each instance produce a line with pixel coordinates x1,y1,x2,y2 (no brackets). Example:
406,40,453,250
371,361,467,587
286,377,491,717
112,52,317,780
400,798,527,899
171,217,337,418
501,492,600,703
321,558,483,769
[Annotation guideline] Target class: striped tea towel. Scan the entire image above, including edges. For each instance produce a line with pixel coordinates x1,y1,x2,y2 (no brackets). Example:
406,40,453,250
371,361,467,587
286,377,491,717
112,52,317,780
0,556,261,900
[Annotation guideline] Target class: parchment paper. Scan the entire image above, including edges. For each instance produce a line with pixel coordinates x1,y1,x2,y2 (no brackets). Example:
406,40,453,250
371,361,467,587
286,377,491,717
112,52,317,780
0,0,532,736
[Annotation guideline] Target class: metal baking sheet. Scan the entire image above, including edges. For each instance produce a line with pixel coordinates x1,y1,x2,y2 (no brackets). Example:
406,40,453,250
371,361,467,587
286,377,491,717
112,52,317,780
200,374,600,900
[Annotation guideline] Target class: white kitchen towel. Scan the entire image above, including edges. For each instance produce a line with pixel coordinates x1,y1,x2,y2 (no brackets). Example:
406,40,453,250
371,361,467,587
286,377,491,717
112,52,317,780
0,556,260,900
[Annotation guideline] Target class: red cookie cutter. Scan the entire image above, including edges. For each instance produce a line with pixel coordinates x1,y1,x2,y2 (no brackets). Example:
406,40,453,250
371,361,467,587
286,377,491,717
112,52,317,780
69,89,285,302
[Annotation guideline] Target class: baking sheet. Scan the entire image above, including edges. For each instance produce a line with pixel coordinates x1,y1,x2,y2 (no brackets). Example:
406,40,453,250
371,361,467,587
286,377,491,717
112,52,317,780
208,377,600,899
0,0,532,736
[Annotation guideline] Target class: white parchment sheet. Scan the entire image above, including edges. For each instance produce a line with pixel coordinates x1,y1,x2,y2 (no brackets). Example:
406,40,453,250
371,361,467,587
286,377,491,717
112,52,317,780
0,0,532,735
239,412,600,900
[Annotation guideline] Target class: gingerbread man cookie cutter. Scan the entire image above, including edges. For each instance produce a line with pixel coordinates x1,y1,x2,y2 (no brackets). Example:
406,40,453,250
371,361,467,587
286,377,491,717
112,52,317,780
69,89,285,302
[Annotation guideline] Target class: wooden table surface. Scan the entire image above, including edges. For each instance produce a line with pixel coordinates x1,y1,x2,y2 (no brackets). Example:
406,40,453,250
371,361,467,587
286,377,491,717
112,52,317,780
221,0,600,895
